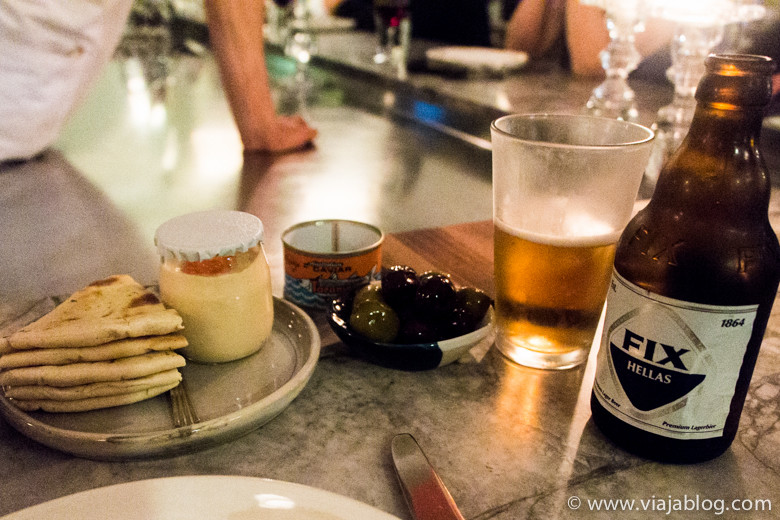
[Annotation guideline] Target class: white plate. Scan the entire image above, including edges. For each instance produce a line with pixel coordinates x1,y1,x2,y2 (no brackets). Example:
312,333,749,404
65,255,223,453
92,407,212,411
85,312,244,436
765,115,780,133
426,46,529,75
3,475,401,519
290,15,356,33
0,298,320,460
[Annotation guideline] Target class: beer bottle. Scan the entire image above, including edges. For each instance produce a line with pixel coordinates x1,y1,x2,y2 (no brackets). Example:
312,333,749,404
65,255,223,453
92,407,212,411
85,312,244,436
590,54,780,463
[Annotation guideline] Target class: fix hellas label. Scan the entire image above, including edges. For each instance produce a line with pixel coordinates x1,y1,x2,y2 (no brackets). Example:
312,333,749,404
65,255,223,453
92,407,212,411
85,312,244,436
593,270,758,440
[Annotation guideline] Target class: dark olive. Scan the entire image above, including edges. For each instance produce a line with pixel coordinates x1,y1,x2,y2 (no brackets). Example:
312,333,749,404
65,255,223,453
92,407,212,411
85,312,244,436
346,264,490,346
396,318,440,344
454,286,492,326
438,306,476,339
349,299,400,343
381,265,419,309
414,271,456,317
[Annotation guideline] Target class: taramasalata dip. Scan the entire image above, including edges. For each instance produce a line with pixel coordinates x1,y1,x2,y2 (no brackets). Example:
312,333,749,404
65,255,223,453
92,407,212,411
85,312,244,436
155,210,273,363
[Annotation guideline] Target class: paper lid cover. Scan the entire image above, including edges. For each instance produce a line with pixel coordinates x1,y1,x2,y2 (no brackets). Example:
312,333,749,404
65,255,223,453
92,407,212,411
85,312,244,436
155,210,264,262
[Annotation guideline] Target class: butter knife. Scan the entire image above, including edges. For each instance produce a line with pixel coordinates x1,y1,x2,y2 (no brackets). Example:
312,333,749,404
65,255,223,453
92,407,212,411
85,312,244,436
391,433,466,520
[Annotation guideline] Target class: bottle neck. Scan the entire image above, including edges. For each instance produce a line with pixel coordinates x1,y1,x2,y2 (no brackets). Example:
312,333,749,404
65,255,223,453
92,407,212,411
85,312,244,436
684,103,765,147
651,103,770,215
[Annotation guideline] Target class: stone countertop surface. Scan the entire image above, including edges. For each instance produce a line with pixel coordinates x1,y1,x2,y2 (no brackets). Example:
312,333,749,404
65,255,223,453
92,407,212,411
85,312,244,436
300,29,672,127
273,28,779,179
1,25,780,519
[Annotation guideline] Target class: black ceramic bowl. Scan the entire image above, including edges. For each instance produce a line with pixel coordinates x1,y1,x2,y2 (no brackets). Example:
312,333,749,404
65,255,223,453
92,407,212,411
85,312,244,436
327,295,495,371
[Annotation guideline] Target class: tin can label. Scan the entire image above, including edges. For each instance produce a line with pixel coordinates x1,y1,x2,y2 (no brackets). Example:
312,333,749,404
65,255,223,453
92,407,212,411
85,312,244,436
593,270,757,439
283,248,381,309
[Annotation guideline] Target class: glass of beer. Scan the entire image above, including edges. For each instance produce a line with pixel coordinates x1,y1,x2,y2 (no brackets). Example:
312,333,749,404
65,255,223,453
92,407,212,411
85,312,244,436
491,114,654,369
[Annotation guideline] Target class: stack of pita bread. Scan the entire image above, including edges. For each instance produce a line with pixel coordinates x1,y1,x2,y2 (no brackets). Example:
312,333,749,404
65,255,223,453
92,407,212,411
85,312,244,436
0,275,187,413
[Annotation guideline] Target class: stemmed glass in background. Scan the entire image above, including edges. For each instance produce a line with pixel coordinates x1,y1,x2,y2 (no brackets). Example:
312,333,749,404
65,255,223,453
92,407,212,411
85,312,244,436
581,0,649,122
581,0,769,182
267,0,295,44
644,0,767,180
116,0,174,118
372,0,412,79
266,0,317,108
285,0,316,82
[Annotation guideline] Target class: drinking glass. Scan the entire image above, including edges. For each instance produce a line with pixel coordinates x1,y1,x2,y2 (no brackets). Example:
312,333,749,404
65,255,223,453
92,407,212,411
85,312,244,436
491,114,654,370
373,0,411,78
267,0,295,44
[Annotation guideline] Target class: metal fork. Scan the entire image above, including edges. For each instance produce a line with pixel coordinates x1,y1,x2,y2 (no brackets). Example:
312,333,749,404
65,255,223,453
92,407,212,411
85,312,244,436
169,380,199,427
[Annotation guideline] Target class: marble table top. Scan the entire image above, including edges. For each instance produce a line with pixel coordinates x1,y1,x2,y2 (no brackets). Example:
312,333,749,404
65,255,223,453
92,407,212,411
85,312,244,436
2,216,780,519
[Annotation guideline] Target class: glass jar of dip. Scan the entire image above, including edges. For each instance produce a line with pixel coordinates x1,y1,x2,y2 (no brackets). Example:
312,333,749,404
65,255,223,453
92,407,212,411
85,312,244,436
155,210,274,363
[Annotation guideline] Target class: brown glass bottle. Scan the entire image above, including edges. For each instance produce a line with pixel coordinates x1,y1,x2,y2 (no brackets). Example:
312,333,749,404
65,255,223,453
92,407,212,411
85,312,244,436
590,54,780,463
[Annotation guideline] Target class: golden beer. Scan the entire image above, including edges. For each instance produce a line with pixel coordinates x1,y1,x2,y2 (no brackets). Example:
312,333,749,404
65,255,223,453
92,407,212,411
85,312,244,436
493,218,618,369
491,114,654,369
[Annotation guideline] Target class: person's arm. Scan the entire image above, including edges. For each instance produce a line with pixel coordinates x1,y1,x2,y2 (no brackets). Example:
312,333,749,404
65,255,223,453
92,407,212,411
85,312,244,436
566,3,675,78
204,0,316,153
323,0,343,12
505,0,567,58
507,0,672,78
563,0,609,76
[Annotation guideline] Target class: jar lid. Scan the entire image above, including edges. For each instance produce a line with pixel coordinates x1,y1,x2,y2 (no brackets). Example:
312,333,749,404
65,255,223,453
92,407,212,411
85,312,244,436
155,210,264,262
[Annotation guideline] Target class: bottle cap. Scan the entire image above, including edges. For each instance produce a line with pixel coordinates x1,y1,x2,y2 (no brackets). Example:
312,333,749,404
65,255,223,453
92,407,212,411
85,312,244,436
155,210,265,262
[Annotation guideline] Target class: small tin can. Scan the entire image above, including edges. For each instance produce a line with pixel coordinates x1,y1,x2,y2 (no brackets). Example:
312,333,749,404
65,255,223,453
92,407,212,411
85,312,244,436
155,210,274,363
282,220,384,309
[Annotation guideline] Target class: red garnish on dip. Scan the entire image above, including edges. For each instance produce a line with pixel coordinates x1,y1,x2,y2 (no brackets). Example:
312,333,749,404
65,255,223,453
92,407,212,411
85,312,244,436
180,255,235,275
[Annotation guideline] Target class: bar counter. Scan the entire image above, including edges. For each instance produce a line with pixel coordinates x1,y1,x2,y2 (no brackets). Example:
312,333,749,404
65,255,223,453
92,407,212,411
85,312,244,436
2,22,780,519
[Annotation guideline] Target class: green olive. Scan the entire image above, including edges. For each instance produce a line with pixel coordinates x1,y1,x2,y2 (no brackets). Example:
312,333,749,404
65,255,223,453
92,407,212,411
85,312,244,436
349,299,400,343
353,282,384,306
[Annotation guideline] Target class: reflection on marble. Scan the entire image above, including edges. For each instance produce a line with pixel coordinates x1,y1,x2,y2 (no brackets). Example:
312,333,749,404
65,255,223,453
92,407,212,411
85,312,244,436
0,151,157,303
53,50,493,297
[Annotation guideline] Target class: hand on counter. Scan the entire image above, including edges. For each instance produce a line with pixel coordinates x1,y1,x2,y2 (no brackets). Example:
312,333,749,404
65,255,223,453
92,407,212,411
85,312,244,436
205,0,317,153
244,115,318,154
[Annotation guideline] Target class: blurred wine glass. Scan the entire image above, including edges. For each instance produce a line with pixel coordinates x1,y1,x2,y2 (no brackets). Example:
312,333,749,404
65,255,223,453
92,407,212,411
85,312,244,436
581,0,648,122
280,0,318,108
116,0,174,106
267,0,295,43
373,0,411,78
644,0,767,183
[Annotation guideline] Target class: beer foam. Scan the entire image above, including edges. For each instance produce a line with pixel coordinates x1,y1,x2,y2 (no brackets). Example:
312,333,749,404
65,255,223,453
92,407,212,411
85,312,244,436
495,217,619,248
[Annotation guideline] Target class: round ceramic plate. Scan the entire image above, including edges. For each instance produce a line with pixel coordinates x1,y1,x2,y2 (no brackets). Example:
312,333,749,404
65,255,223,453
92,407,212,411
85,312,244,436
4,475,401,520
765,115,780,134
426,46,529,76
328,297,495,371
0,298,320,460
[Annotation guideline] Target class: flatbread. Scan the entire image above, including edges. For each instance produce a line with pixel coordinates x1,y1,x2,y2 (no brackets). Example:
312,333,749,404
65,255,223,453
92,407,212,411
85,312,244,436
0,334,187,369
3,369,182,401
9,382,179,413
4,275,183,350
0,350,186,387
